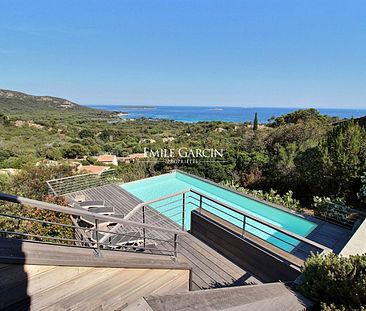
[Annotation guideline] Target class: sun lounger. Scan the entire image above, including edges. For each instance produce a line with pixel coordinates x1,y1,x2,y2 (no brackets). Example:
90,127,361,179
74,194,86,202
87,206,114,215
72,204,118,226
79,200,105,209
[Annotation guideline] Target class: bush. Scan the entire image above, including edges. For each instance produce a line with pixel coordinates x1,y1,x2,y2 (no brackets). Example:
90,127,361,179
300,253,366,310
8,164,73,200
0,195,74,243
223,181,302,211
312,196,354,224
45,148,63,160
0,156,30,169
63,144,88,159
358,172,366,203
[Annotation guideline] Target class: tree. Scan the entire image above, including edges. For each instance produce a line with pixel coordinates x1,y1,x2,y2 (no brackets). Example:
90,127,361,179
357,172,366,202
253,112,258,130
45,148,63,160
268,108,333,127
99,129,114,141
79,129,95,139
62,144,88,159
267,142,300,192
235,150,268,186
0,113,10,126
7,164,73,200
296,120,366,202
317,121,366,199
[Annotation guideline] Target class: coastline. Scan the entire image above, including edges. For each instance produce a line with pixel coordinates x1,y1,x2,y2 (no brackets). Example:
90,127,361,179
87,105,366,124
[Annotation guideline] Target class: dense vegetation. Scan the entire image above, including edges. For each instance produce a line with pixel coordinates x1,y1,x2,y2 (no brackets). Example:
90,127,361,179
301,253,366,310
0,89,110,121
1,91,365,213
0,164,75,240
1,89,366,308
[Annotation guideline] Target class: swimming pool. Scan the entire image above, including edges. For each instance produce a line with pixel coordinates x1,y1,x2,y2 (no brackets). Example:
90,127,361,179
121,171,317,252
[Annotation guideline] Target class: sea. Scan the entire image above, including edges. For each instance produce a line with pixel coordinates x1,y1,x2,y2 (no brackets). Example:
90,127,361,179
87,105,366,123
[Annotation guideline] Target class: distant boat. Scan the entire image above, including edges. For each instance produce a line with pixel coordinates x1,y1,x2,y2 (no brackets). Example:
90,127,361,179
209,108,224,111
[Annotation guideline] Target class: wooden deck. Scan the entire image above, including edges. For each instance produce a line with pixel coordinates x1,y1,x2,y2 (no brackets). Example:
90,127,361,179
67,184,261,290
0,264,190,310
140,283,313,311
66,183,352,288
292,216,352,260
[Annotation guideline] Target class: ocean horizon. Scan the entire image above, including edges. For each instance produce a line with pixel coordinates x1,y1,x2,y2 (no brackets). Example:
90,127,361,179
87,105,366,123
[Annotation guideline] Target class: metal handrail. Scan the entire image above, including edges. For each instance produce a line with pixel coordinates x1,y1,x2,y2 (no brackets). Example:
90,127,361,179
46,170,115,183
100,189,191,244
0,226,175,256
189,189,332,253
0,192,185,236
46,170,115,196
119,186,330,254
1,184,332,257
123,189,190,221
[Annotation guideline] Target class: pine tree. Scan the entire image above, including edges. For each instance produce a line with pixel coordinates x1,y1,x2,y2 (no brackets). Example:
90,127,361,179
253,112,258,130
316,120,366,198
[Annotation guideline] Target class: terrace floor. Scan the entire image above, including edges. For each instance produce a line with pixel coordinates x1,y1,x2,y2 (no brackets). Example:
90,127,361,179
292,215,353,260
66,183,352,288
66,184,261,290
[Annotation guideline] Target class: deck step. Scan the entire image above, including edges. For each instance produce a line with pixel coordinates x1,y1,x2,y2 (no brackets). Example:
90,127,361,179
136,283,313,311
0,237,190,270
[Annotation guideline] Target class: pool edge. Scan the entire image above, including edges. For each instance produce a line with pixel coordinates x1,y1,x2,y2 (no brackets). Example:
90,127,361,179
172,169,318,230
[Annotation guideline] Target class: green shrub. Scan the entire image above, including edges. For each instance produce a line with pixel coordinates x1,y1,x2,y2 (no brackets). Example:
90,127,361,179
0,195,74,243
223,181,302,211
300,253,366,310
358,172,366,203
312,196,354,224
62,144,88,158
8,164,73,200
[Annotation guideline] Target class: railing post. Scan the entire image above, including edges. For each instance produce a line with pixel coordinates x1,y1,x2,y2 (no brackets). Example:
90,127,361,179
142,205,146,248
182,193,186,231
173,233,178,259
95,219,101,256
199,195,203,214
242,215,246,238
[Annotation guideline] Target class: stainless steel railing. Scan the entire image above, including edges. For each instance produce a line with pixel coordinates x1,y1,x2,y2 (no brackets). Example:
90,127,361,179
187,190,332,259
46,170,116,196
126,188,332,261
0,185,332,262
0,192,186,257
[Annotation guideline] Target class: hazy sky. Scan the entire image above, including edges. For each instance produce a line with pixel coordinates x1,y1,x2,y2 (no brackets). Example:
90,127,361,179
0,0,365,108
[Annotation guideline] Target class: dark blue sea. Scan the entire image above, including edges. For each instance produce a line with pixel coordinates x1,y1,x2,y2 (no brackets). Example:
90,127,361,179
88,105,366,123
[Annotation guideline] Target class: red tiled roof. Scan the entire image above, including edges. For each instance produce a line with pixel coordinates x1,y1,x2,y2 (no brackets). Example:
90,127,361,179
78,165,110,175
127,153,146,159
97,155,116,162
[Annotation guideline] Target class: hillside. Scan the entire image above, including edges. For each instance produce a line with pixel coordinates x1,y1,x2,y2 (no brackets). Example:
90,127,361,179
0,89,111,120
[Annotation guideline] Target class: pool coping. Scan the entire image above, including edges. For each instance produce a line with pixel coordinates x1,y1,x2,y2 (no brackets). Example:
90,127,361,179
119,171,341,256
172,169,313,221
120,169,318,235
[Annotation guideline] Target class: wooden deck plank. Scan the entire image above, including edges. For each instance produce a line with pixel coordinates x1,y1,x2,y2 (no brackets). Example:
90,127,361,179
66,182,352,288
178,237,249,287
65,184,351,288
66,184,260,290
0,265,189,311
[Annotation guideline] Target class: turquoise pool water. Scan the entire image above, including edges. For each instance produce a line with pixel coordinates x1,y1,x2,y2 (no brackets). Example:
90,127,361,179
121,171,317,252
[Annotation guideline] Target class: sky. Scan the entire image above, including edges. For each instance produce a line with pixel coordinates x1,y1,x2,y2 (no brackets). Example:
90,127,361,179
0,0,365,108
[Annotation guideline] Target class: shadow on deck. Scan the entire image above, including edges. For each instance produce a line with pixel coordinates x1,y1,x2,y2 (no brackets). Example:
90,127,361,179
67,183,353,289
66,184,262,290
